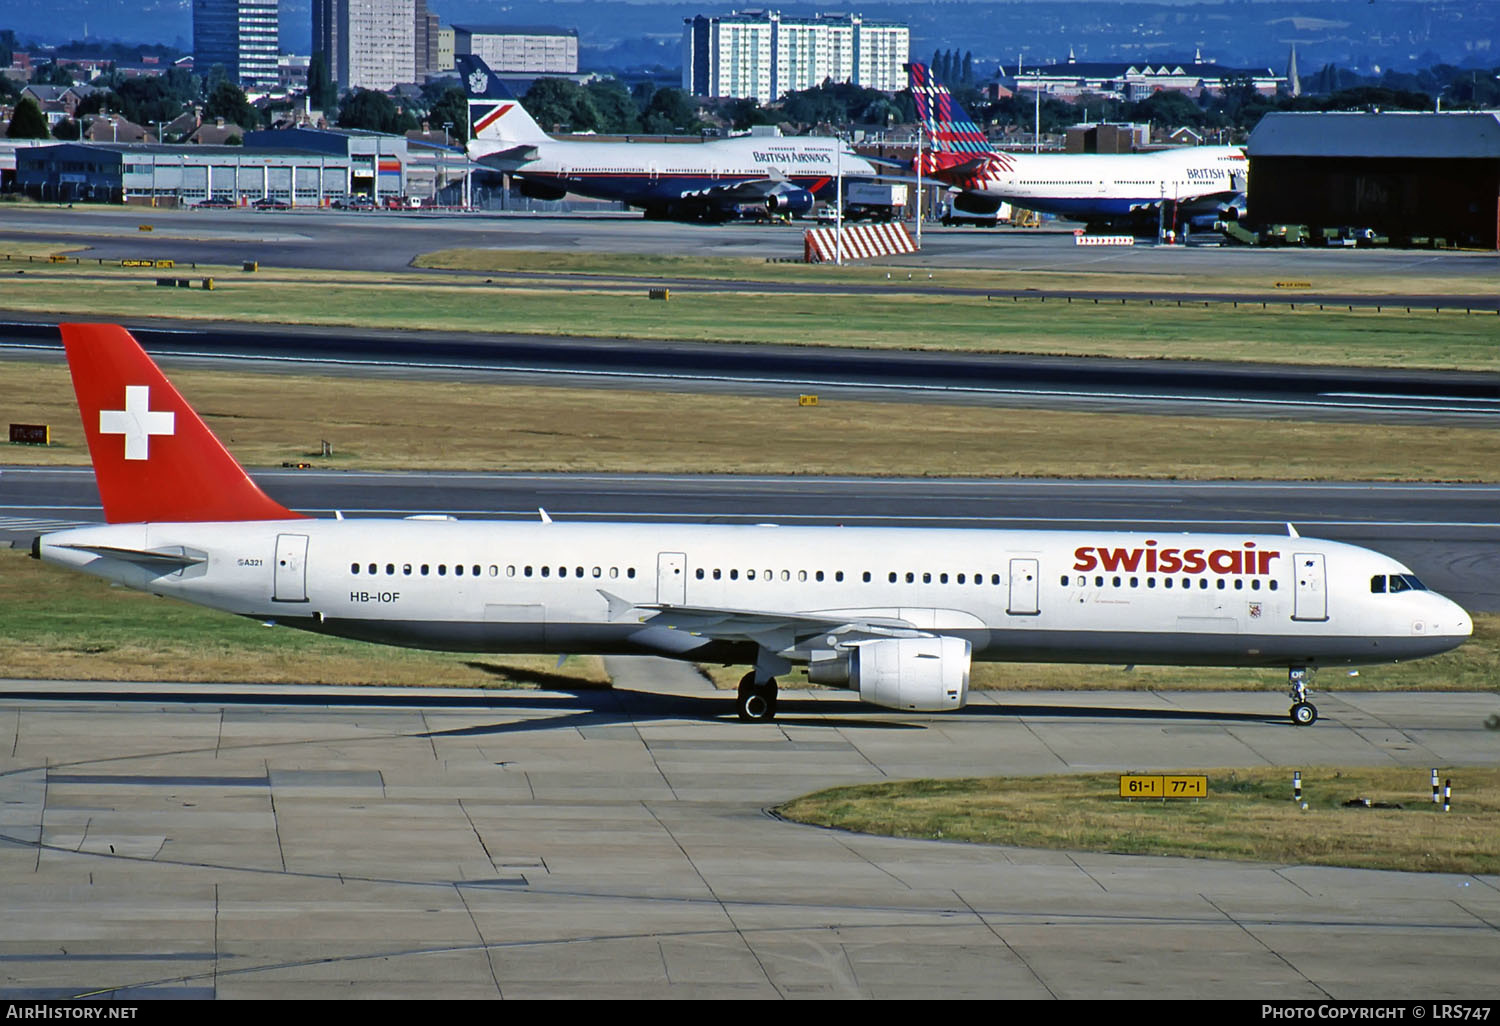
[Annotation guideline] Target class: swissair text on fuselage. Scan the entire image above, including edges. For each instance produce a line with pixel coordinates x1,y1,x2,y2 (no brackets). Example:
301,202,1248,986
1073,542,1280,576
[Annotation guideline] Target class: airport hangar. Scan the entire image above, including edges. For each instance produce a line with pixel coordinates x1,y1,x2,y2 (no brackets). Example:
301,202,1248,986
10,126,469,207
1246,110,1500,250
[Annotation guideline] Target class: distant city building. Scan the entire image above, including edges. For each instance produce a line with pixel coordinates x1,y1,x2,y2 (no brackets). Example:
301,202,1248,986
415,0,440,80
682,11,909,104
193,0,280,91
452,25,578,74
1016,50,1283,101
436,26,455,72
314,0,417,92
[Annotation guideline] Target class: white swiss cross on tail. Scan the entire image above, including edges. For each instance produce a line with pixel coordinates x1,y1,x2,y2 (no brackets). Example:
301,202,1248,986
99,385,174,460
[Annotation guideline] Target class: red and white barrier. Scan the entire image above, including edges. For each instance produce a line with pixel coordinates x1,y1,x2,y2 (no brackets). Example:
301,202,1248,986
1073,234,1135,246
804,222,919,263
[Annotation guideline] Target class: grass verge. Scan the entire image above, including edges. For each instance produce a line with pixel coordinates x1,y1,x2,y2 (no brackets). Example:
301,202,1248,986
0,550,607,688
775,767,1500,874
5,358,1500,480
2,253,1499,370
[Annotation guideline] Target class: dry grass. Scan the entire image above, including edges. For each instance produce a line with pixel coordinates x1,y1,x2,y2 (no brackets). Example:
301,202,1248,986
776,766,1500,874
5,358,1500,481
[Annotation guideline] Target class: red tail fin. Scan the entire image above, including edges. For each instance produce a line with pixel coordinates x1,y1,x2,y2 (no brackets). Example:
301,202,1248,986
60,323,305,524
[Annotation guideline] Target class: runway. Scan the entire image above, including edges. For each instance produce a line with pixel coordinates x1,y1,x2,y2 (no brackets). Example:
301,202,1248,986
0,678,1496,999
4,470,1497,611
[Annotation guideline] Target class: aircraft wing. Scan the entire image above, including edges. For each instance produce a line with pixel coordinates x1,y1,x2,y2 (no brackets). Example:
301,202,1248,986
598,590,934,654
470,144,540,170
696,175,798,203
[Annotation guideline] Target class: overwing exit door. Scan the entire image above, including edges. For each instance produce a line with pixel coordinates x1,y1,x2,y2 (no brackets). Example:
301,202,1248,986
657,552,686,606
1008,558,1040,616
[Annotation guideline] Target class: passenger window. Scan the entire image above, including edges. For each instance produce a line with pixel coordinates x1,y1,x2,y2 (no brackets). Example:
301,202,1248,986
455,565,464,576
540,566,549,577
476,565,483,577
627,568,635,579
368,563,377,575
386,564,395,575
696,568,704,579
421,564,430,576
404,564,412,576
439,565,448,576
713,568,721,580
747,569,756,581
350,563,359,574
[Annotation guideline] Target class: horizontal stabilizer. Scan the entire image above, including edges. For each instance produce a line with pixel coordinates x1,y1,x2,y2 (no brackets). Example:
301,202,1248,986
53,543,206,570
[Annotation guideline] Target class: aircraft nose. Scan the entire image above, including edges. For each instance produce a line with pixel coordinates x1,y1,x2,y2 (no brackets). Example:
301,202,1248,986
1435,595,1472,638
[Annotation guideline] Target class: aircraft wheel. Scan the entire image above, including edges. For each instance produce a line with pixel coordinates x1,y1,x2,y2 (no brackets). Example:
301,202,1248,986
1290,701,1318,727
737,673,778,723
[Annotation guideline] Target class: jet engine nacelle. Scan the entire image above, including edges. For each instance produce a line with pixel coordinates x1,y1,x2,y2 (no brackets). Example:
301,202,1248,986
765,187,814,215
811,636,971,712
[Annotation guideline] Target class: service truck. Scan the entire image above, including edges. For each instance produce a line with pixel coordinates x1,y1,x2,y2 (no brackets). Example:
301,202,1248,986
842,182,908,221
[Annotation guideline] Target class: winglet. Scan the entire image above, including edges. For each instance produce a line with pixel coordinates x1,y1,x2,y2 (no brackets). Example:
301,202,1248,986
60,323,305,524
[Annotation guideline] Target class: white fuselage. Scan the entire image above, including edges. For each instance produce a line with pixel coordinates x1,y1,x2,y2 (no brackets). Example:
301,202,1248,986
39,519,1471,670
945,146,1248,220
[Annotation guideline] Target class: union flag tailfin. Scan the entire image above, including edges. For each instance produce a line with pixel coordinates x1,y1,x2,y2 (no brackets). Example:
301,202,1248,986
60,323,305,524
906,62,996,160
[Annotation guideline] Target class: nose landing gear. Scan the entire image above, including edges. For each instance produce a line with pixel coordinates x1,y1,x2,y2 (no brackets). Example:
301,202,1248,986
1288,666,1317,726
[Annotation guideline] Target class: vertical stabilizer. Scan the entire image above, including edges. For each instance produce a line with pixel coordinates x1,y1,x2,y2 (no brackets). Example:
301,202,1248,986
906,63,995,157
456,53,551,144
59,323,305,524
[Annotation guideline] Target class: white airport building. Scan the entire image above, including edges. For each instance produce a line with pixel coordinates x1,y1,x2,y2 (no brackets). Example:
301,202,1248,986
682,11,909,103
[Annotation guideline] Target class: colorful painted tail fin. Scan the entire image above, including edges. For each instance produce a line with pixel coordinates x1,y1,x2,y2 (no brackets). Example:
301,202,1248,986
60,323,304,524
456,53,550,144
907,62,996,157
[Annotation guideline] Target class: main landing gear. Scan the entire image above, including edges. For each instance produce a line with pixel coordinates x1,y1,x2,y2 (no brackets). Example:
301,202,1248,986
737,671,780,723
1288,666,1318,726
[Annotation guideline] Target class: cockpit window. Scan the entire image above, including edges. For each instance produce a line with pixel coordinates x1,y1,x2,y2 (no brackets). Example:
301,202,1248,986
1373,574,1428,594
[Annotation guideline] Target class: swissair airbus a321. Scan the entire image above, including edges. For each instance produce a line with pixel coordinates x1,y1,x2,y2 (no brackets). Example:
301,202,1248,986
35,325,1471,725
